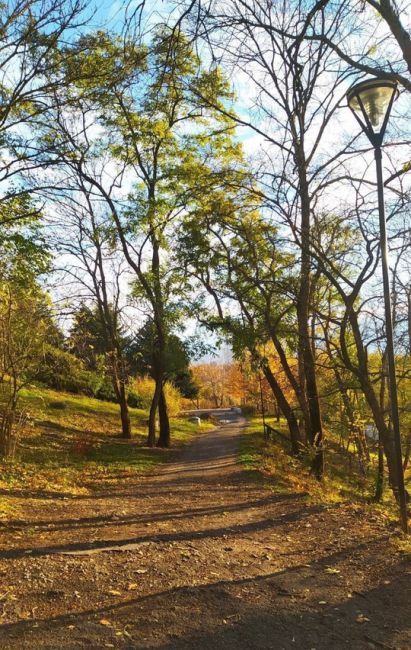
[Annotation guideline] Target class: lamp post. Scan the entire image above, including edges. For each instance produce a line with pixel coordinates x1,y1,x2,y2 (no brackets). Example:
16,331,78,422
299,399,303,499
346,78,408,533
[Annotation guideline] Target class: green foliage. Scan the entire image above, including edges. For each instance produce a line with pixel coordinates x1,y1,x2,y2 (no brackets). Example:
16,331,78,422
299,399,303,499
130,320,192,382
0,274,55,457
68,303,127,372
0,196,50,284
34,344,109,397
173,369,199,400
127,389,145,409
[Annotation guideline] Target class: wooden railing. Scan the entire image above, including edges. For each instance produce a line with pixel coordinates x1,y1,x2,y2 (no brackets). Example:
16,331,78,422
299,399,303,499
263,422,289,442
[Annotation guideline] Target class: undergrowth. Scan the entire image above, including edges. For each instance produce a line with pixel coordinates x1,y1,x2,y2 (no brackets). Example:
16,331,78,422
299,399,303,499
241,417,408,523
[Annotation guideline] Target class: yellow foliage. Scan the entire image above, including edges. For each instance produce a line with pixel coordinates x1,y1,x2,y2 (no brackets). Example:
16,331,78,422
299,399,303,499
130,376,182,416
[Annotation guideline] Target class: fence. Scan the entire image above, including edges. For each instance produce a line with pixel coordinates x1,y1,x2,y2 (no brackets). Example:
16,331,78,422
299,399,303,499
263,422,289,443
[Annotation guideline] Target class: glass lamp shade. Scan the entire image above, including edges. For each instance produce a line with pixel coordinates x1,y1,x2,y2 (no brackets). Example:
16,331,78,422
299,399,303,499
347,79,398,134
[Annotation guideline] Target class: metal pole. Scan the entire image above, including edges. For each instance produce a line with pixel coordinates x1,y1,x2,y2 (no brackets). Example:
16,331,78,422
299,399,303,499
374,145,408,533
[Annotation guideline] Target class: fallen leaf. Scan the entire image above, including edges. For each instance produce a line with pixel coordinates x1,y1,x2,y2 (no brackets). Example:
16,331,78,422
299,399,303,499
99,619,111,626
127,583,138,591
324,568,340,574
108,590,121,596
356,614,370,624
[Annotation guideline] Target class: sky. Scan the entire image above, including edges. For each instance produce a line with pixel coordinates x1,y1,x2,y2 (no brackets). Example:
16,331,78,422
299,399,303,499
33,0,411,354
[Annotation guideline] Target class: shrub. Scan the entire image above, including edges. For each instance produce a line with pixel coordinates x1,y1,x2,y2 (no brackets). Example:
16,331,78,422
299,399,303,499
127,389,144,409
130,376,182,416
241,404,257,417
35,345,104,396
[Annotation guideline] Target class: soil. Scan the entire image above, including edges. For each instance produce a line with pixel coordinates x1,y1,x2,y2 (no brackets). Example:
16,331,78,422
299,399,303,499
0,417,409,649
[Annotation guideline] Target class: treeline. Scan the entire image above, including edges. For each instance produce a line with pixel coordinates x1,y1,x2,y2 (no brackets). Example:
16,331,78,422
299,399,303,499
0,1,409,507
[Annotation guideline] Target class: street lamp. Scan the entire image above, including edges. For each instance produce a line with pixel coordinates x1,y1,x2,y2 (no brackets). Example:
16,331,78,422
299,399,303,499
347,78,408,533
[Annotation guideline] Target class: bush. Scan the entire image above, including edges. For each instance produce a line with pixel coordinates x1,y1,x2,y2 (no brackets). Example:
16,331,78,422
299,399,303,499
127,389,144,409
130,376,183,416
94,375,116,402
35,345,104,396
241,404,257,417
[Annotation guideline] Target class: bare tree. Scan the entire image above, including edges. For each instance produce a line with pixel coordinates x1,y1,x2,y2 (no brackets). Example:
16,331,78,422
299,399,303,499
49,183,134,439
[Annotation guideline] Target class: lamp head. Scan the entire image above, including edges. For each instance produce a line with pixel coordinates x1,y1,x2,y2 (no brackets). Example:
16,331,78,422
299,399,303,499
346,78,398,145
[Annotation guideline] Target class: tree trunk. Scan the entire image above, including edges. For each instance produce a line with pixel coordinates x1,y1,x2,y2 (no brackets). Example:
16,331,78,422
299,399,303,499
0,407,16,459
296,145,324,478
403,433,410,472
374,439,385,502
263,364,302,456
118,382,131,439
157,386,170,448
268,327,308,440
111,372,132,439
148,378,161,447
347,310,404,502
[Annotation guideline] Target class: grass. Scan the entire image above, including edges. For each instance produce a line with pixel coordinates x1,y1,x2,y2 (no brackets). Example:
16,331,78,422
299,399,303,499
0,384,213,511
241,416,408,513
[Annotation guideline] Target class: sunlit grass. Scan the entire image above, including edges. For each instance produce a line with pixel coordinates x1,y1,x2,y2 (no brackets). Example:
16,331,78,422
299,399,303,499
241,417,402,515
0,384,213,506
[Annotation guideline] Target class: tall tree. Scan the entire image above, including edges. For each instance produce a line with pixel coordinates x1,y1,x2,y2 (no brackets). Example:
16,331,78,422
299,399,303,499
37,27,245,446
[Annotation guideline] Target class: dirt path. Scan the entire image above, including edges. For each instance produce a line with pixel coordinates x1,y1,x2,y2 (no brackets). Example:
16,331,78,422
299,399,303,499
0,418,409,649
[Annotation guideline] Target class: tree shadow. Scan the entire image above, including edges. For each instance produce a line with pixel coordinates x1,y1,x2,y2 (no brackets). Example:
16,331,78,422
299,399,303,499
4,492,308,531
0,543,407,649
0,502,329,559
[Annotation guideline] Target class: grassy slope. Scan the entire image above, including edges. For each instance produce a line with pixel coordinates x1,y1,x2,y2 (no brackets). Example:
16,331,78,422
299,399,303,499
0,385,213,510
240,417,409,516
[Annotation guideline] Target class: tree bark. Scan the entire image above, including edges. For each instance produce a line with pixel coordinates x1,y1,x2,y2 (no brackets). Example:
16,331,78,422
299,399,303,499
263,364,302,456
347,309,403,501
110,359,132,440
157,386,171,448
296,147,324,478
118,381,131,440
374,440,385,502
148,377,161,447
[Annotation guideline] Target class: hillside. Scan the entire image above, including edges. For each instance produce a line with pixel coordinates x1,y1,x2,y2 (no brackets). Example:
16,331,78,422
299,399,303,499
0,385,211,514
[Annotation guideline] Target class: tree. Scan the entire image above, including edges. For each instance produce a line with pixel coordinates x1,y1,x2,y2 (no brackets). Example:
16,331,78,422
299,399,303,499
308,0,411,93
0,0,89,212
180,0,366,475
130,321,196,446
43,169,136,438
179,203,305,455
68,302,133,437
0,261,52,458
37,26,245,447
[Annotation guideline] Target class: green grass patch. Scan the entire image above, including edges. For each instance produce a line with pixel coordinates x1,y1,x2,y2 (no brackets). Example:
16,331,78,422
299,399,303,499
0,385,213,508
